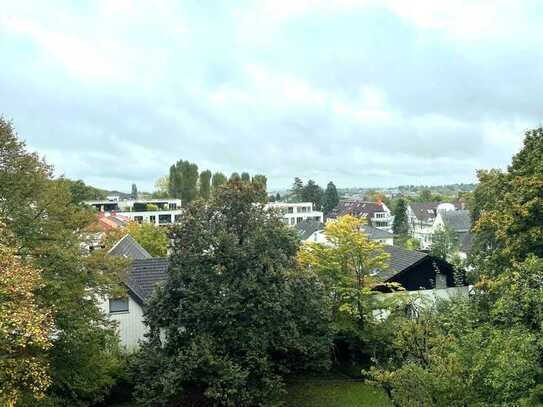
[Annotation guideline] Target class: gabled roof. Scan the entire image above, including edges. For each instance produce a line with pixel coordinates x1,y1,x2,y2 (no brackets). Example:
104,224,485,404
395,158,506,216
440,210,471,232
361,224,393,240
125,258,169,305
107,234,152,259
408,202,441,223
327,200,389,223
296,219,324,240
376,245,428,280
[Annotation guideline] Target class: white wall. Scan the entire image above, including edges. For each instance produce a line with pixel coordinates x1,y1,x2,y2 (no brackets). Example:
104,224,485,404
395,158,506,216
97,295,148,350
266,202,324,225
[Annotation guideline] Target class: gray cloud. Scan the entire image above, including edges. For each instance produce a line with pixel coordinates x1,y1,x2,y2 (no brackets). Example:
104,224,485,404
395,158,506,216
0,0,538,191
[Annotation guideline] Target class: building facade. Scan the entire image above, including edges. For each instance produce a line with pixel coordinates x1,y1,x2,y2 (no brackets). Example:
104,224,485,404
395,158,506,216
326,200,393,232
265,202,324,226
85,197,183,226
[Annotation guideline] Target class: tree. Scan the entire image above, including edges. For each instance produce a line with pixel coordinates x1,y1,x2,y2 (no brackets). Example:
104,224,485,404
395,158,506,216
153,175,169,198
419,189,433,201
323,181,339,215
102,222,169,257
229,172,241,182
0,223,53,406
275,192,281,202
211,172,227,193
472,128,543,275
251,174,268,202
133,181,332,406
302,179,324,211
0,118,123,405
298,215,391,359
199,170,212,200
392,198,409,241
179,160,199,204
430,226,458,261
62,178,106,204
291,177,304,201
131,183,138,199
241,171,251,182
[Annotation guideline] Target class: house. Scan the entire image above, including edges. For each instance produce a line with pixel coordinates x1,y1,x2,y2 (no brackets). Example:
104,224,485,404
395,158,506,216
407,202,457,248
85,198,183,226
295,219,394,246
98,234,168,349
326,200,393,232
265,202,324,226
374,245,460,292
432,209,473,258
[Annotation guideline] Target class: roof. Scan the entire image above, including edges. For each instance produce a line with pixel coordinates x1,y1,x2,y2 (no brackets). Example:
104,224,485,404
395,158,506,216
458,231,473,253
125,258,169,305
440,210,471,232
361,224,393,240
408,202,441,223
376,245,428,280
327,200,389,223
107,234,152,259
296,219,324,240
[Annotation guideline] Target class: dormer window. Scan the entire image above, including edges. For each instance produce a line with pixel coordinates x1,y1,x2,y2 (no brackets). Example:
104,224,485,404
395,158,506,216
109,298,129,313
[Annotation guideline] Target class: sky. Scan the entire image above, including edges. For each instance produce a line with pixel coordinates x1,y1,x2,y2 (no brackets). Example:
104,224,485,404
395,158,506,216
1,0,541,192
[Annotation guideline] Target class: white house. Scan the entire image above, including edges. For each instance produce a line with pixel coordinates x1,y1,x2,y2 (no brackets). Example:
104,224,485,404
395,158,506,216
326,200,394,232
85,198,183,226
431,209,473,258
407,202,456,249
265,202,324,226
98,234,169,349
295,219,394,246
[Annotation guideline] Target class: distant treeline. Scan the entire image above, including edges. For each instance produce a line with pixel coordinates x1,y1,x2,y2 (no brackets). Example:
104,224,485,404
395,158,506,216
164,160,267,205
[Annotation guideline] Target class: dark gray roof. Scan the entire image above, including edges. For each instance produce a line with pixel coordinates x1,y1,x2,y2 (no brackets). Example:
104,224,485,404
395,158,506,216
376,245,428,280
361,224,393,240
125,258,169,305
441,210,471,232
296,219,324,240
107,234,152,260
327,200,388,226
409,202,441,223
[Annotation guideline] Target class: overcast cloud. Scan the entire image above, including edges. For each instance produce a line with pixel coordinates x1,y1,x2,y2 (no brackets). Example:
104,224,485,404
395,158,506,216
1,0,541,191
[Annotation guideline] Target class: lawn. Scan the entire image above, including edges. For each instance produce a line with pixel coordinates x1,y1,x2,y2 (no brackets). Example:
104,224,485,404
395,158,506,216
110,379,391,407
284,379,391,407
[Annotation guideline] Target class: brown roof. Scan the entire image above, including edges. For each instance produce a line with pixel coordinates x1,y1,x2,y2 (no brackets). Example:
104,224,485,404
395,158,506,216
327,200,388,225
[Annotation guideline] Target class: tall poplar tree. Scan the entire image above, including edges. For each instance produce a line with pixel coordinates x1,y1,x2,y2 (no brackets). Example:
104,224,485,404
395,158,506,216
323,181,339,215
199,169,212,200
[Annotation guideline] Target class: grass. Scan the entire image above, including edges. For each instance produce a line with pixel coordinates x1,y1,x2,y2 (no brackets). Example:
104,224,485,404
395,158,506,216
284,379,391,407
110,377,392,407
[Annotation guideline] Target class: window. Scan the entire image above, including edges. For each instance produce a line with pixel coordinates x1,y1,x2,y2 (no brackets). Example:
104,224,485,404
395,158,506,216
290,218,295,225
159,214,172,224
109,298,129,313
287,207,294,214
134,216,143,224
174,214,182,223
297,217,303,224
149,215,156,224
375,212,386,219
169,203,177,209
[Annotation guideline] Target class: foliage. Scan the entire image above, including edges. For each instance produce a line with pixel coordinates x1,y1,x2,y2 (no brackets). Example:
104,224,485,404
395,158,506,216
392,198,409,240
144,203,159,212
323,181,339,215
168,160,199,204
291,177,304,201
402,237,420,251
130,183,138,199
229,171,241,181
429,226,458,261
153,175,169,198
298,215,393,362
0,224,53,406
102,221,169,257
211,171,227,193
302,180,324,211
60,178,107,204
472,128,543,275
0,118,124,405
199,169,212,200
241,171,251,182
133,181,332,406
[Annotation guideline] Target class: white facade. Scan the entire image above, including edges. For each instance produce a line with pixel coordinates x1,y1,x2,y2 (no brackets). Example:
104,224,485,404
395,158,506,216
85,198,183,225
97,295,148,350
370,203,394,232
266,202,324,226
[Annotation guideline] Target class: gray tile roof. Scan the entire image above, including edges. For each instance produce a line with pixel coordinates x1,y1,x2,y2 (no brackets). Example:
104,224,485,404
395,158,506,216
107,234,152,260
126,258,169,304
295,219,324,240
327,200,388,225
409,202,441,223
441,210,471,232
361,224,393,240
376,245,428,280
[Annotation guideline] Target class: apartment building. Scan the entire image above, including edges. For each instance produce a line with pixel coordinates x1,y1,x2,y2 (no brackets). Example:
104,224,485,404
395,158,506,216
265,202,324,226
